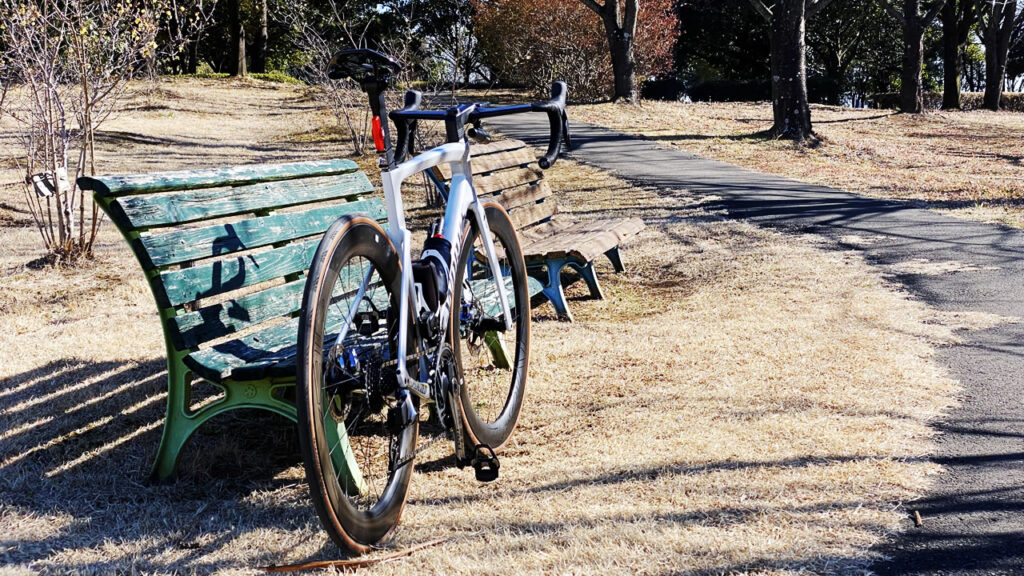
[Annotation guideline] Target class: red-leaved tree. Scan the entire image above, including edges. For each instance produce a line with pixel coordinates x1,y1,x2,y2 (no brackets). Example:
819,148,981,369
473,0,675,102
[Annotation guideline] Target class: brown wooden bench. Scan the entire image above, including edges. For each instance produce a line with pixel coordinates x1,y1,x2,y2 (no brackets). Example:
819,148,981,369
436,139,644,321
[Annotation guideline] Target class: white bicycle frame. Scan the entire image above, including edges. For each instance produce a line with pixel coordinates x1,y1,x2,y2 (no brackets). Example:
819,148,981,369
377,140,513,397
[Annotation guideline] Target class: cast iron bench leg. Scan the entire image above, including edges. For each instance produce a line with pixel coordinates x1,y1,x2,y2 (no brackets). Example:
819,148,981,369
151,354,298,482
151,356,199,482
605,247,625,274
574,261,604,300
542,258,574,322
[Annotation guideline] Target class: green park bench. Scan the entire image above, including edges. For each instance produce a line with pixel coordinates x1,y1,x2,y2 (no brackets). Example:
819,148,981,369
79,156,547,483
78,159,388,482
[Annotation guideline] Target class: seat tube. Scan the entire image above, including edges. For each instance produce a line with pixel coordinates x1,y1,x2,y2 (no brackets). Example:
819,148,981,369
382,170,414,387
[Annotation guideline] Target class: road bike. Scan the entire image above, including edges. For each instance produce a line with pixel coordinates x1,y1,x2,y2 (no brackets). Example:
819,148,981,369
296,48,569,553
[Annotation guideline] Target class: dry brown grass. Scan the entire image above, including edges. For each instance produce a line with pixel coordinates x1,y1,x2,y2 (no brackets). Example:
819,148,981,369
0,78,979,574
572,101,1024,228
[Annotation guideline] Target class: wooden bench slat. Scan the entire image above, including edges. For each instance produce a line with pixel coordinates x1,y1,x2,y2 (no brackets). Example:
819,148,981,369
490,181,552,211
140,198,386,268
115,172,373,228
171,279,306,350
184,315,304,381
517,216,577,243
158,239,319,308
438,147,536,179
183,289,391,382
466,140,528,157
473,167,543,195
79,159,359,198
470,148,536,174
574,217,647,240
520,218,645,263
170,262,385,350
507,199,557,230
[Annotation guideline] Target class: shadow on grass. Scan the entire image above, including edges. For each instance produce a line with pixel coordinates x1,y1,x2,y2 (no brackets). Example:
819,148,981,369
635,128,776,144
5,355,1020,573
0,357,329,572
923,196,1024,212
814,111,899,124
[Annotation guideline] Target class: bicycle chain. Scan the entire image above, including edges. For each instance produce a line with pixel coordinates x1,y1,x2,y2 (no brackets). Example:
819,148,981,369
350,347,449,473
343,339,463,472
391,429,450,472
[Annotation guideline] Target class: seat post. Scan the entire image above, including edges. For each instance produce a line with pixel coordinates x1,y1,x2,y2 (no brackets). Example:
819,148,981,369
361,80,396,170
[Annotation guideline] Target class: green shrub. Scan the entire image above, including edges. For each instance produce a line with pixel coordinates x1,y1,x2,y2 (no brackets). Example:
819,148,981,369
868,91,1024,112
184,62,229,79
250,71,304,85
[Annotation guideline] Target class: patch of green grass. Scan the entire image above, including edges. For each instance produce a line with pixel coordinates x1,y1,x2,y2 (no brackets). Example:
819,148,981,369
250,71,304,85
162,70,303,85
171,71,230,80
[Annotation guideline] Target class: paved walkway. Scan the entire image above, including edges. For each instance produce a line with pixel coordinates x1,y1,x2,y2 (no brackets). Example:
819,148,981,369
492,116,1024,575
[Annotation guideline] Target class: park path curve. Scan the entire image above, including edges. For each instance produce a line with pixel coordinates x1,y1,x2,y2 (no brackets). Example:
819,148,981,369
491,116,1024,575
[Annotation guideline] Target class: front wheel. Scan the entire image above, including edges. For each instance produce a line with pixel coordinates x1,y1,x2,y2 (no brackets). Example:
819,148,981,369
451,202,530,450
297,216,417,553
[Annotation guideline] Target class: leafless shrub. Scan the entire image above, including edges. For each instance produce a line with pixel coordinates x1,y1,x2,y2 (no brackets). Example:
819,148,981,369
0,0,215,264
277,1,446,157
282,5,374,156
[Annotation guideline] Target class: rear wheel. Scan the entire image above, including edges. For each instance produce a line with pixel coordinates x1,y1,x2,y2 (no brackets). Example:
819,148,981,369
451,203,530,449
297,216,417,553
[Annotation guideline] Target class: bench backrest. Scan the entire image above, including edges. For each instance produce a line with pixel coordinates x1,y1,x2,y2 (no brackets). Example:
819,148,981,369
435,140,555,233
79,160,384,354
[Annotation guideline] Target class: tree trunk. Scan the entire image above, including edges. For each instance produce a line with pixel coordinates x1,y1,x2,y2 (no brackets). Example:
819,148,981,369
187,42,198,74
941,0,962,109
983,0,1015,111
984,29,999,109
253,0,268,74
583,0,640,103
900,17,926,113
607,30,637,102
230,0,246,76
237,25,247,76
770,0,812,139
823,55,845,105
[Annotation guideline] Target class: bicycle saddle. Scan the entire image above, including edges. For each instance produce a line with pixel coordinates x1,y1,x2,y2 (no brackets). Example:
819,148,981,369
327,48,401,83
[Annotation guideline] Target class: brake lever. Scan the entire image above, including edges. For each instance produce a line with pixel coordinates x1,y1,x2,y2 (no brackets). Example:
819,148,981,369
393,89,422,163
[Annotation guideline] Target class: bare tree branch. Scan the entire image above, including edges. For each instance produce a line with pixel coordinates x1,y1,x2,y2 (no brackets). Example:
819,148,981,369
746,0,774,21
1014,0,1024,27
579,0,604,15
0,79,8,125
923,0,948,24
623,0,638,33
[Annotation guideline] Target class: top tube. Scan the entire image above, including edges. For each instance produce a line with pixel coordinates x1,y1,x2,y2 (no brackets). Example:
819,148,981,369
387,141,468,184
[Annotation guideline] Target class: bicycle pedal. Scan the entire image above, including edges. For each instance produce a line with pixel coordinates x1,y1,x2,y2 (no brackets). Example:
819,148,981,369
471,444,500,482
